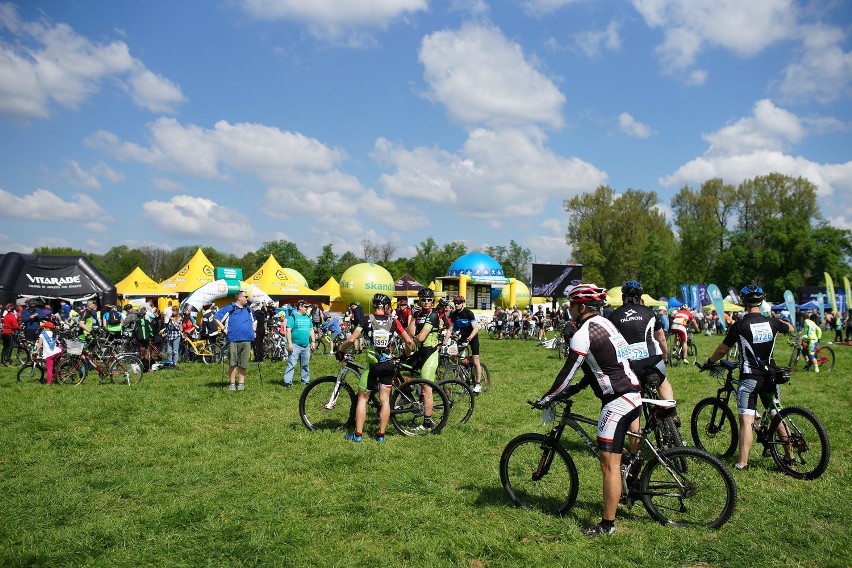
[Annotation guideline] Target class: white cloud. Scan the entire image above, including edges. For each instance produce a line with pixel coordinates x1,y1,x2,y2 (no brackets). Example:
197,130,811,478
87,118,362,193
660,100,852,201
618,112,653,138
0,187,109,220
239,0,427,43
62,159,124,189
778,24,852,105
574,21,622,59
142,195,254,239
0,3,184,120
632,0,798,70
520,0,583,16
419,23,565,129
373,127,607,218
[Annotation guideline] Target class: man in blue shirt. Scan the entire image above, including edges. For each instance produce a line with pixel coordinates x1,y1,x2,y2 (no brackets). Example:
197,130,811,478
214,290,256,391
20,299,45,341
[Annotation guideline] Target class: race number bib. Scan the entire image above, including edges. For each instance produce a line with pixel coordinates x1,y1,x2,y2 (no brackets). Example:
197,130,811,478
372,328,390,348
610,334,631,361
627,341,650,360
750,322,773,343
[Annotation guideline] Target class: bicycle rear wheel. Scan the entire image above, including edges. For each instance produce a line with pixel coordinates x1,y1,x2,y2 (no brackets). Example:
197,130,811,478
814,345,834,372
299,375,357,432
437,378,474,424
690,398,738,459
479,363,491,393
767,406,830,480
390,378,450,436
688,342,698,364
670,338,683,367
500,433,579,515
110,355,144,384
17,362,44,383
639,446,737,529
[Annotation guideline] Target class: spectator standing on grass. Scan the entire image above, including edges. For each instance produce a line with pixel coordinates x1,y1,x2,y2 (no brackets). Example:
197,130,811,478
164,312,182,365
832,311,843,343
845,311,852,342
2,303,21,366
21,299,44,342
215,290,256,392
253,303,267,362
444,295,484,393
282,300,315,387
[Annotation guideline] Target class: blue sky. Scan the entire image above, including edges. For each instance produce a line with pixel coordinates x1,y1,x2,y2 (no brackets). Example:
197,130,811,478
1,0,850,265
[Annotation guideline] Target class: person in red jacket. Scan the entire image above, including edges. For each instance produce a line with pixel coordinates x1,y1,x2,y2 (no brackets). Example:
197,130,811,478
2,303,22,366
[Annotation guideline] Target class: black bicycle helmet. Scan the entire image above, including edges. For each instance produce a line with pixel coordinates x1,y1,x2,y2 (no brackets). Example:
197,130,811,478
417,287,435,300
372,293,391,308
740,284,765,306
621,280,644,298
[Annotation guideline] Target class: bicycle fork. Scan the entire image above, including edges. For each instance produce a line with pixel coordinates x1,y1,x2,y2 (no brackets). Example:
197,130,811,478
323,376,345,410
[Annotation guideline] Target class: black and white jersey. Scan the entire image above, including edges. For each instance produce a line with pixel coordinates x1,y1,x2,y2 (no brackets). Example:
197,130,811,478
723,312,790,374
608,304,664,360
539,314,640,406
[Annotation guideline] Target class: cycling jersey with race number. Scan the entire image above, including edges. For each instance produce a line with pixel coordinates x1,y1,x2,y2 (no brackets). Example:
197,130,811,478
722,312,790,374
538,314,640,406
607,304,664,361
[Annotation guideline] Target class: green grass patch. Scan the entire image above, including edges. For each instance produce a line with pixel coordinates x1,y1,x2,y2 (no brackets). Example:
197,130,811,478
1,334,851,567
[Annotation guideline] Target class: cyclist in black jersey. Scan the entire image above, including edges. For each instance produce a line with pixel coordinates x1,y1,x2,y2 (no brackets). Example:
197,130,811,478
534,284,642,537
444,295,483,393
608,281,677,424
703,284,793,470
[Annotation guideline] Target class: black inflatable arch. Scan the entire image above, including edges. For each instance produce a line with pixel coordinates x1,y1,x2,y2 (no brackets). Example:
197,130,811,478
0,253,116,306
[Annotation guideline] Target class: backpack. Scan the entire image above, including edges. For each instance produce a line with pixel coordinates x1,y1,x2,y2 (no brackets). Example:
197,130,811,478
107,310,121,326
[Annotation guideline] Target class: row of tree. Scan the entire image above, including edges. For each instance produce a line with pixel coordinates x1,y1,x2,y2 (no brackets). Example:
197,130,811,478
565,173,852,300
31,173,850,302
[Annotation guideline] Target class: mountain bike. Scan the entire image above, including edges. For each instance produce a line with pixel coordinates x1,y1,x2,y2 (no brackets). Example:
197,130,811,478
631,356,686,459
669,331,698,367
692,360,830,480
500,397,736,528
315,327,343,355
17,357,46,382
435,338,491,393
10,330,34,365
180,334,223,364
298,352,451,436
786,334,834,372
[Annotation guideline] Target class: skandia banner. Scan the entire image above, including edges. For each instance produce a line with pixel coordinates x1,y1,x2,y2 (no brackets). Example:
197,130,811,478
15,264,99,296
817,292,825,322
698,285,711,310
707,284,727,330
845,277,851,317
680,284,689,308
784,290,796,328
690,285,700,311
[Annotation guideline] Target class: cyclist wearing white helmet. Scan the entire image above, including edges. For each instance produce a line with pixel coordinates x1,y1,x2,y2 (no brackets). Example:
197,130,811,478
534,283,642,537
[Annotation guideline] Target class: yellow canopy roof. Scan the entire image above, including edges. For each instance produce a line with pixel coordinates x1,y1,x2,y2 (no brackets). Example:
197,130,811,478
316,277,341,301
702,301,743,312
606,287,666,308
159,248,216,294
243,255,328,302
115,266,174,297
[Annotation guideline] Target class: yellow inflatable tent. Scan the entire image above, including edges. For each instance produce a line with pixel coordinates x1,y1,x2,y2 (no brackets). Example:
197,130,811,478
243,255,329,304
159,248,216,294
115,266,174,298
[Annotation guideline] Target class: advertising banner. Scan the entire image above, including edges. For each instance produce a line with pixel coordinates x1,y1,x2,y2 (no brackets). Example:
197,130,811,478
784,290,796,328
707,284,727,330
15,264,100,298
824,273,837,315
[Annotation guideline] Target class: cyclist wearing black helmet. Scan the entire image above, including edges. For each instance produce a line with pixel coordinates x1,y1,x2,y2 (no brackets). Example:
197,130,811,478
703,284,793,470
443,295,483,393
608,280,677,422
337,293,414,443
534,283,642,537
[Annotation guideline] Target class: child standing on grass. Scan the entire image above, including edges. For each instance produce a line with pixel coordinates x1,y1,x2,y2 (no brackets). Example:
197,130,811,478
36,321,63,385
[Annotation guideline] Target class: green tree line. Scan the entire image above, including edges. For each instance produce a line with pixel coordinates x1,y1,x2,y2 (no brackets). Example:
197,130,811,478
564,173,852,300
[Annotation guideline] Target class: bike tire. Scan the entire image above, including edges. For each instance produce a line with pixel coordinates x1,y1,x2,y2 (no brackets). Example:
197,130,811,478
436,378,474,424
670,339,683,367
483,363,492,391
639,446,736,529
56,356,87,386
554,337,564,359
487,325,498,340
815,345,835,372
299,375,357,432
690,398,738,459
767,406,830,480
110,355,144,385
16,362,44,383
390,378,450,436
317,336,330,356
688,342,698,364
12,344,31,365
499,433,579,516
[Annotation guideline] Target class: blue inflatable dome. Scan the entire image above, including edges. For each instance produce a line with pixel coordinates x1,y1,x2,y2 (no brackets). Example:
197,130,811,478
447,253,504,278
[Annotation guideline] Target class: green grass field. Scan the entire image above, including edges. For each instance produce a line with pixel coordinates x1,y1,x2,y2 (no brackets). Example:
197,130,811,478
1,333,851,567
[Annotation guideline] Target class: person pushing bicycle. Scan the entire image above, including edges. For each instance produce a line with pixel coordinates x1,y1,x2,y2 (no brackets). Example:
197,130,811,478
533,284,642,537
701,284,793,471
802,312,822,372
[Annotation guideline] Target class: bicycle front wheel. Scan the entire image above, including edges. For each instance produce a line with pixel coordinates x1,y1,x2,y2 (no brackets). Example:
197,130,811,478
299,375,357,432
56,356,87,385
767,406,830,480
639,446,737,529
17,362,44,383
110,355,144,384
479,363,492,393
500,433,579,515
437,378,474,424
690,398,738,459
814,345,834,372
12,344,30,365
390,378,450,436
